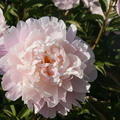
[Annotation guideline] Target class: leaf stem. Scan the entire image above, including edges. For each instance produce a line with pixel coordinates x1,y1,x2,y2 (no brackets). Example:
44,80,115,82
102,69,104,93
92,0,114,49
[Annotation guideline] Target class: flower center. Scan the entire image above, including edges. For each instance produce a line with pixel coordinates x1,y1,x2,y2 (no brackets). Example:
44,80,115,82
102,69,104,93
44,55,55,64
31,44,65,84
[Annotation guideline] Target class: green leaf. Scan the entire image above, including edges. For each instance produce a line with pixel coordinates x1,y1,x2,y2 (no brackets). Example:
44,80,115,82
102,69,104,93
10,105,16,116
99,0,109,12
31,3,43,8
3,109,13,117
17,106,31,119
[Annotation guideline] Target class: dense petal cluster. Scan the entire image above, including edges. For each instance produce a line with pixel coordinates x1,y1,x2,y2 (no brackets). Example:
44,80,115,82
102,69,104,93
52,0,80,10
0,8,7,58
0,17,97,118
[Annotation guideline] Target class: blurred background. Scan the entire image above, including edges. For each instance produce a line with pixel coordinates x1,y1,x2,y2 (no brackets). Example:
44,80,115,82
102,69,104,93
0,0,120,120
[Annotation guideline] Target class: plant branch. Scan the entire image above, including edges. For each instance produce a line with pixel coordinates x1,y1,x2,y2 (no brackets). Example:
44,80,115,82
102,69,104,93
92,0,114,49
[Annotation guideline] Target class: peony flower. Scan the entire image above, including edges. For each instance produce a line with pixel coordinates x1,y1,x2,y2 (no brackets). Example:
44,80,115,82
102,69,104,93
116,0,120,15
0,8,7,58
83,0,104,16
0,17,97,118
83,0,110,17
89,0,104,16
52,0,80,10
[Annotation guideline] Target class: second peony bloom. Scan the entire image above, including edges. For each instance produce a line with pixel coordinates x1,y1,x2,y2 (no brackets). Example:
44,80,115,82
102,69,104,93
0,17,97,118
52,0,80,10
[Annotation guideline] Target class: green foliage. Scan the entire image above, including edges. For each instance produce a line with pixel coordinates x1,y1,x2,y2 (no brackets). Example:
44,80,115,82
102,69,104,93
0,0,120,120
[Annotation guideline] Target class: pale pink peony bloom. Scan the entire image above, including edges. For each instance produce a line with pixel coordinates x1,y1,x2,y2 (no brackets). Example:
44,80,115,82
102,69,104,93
83,0,104,16
89,0,104,16
0,8,7,58
83,0,110,17
0,17,97,118
116,0,120,15
52,0,80,10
